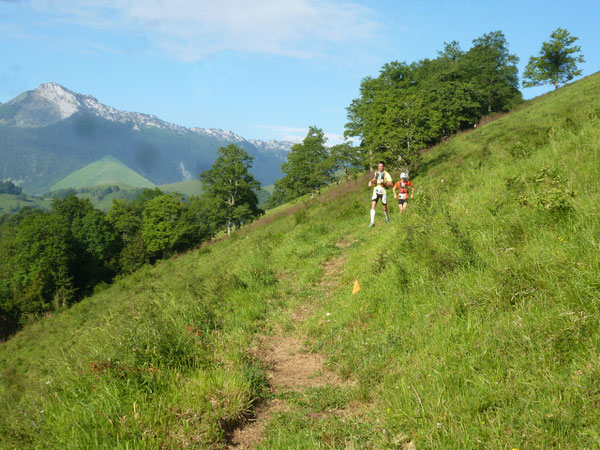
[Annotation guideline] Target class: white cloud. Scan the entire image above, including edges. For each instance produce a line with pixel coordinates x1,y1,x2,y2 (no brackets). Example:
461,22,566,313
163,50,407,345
29,0,382,61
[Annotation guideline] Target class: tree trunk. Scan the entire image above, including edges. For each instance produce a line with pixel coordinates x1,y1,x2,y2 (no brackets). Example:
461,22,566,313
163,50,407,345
227,220,232,236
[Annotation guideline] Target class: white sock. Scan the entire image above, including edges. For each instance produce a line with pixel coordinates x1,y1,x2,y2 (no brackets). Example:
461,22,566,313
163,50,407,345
370,209,375,223
384,211,389,220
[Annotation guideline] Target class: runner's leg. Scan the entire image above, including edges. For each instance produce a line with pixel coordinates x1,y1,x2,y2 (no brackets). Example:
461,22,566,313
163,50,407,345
370,200,377,224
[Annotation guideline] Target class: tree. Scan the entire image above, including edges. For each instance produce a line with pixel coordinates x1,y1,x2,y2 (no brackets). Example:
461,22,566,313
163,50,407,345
107,199,141,243
465,31,521,113
51,194,94,226
107,199,147,272
330,142,362,181
279,127,334,200
8,213,76,315
142,193,187,258
0,181,23,195
200,144,262,235
71,209,121,283
523,28,584,90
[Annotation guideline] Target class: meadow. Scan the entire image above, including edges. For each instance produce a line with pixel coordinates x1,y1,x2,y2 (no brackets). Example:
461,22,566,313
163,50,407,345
0,194,51,215
1,72,599,448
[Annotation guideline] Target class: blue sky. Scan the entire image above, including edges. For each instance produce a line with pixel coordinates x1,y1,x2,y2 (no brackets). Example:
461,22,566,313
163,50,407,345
1,0,598,144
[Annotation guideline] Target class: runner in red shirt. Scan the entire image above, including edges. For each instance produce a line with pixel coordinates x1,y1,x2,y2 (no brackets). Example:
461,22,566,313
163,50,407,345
393,172,413,213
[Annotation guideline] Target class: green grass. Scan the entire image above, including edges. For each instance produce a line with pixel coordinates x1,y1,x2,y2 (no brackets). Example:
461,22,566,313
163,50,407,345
159,180,273,206
2,72,600,448
0,193,51,214
49,156,155,191
159,179,204,197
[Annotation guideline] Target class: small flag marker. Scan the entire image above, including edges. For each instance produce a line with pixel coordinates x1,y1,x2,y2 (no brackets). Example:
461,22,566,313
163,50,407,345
352,278,361,294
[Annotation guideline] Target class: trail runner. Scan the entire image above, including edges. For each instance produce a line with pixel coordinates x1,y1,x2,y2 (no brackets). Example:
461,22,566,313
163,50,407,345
393,172,413,213
367,161,393,228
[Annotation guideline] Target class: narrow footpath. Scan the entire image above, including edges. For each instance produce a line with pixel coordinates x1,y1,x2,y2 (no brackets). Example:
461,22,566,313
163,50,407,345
228,252,350,449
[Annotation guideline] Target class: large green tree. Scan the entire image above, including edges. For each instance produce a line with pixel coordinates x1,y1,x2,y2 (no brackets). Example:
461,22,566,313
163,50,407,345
464,31,521,114
53,195,121,287
71,209,121,284
142,193,189,258
523,28,584,90
8,213,76,315
279,127,334,200
200,144,262,235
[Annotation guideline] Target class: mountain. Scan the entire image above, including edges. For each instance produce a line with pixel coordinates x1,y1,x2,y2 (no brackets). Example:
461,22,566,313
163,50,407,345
50,155,155,191
0,83,292,193
2,73,600,447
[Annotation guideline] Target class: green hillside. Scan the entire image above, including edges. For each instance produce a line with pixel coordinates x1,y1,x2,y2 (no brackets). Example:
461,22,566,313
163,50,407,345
0,193,51,214
49,156,156,191
159,179,204,196
2,73,600,448
256,185,273,206
160,179,274,206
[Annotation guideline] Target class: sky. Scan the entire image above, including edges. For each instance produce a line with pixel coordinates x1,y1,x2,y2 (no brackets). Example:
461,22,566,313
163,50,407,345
1,0,598,144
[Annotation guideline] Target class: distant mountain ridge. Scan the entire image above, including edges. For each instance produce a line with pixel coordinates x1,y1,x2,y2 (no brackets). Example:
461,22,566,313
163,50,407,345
0,83,293,193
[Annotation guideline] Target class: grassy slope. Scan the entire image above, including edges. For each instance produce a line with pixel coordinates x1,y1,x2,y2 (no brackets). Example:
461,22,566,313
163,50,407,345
1,73,600,448
160,180,273,206
159,179,204,197
0,193,51,214
262,184,275,195
50,156,155,191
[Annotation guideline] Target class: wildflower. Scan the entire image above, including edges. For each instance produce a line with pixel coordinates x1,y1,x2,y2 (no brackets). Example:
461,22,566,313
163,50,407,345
325,312,331,316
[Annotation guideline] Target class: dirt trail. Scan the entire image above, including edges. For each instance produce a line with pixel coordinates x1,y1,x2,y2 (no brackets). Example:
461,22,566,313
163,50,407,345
227,252,349,449
291,252,347,322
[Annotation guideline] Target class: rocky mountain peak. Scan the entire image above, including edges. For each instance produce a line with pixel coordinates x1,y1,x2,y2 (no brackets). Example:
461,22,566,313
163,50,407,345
1,83,293,157
33,83,81,119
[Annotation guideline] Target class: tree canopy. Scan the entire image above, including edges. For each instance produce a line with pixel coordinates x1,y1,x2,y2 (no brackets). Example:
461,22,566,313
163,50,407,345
200,144,262,235
523,28,584,90
278,127,335,201
345,31,522,171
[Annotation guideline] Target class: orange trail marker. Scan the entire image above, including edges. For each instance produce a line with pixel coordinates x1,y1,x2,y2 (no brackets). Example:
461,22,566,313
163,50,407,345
352,278,361,294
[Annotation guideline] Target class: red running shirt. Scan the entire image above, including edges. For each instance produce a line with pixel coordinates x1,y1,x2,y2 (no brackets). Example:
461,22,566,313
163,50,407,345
394,180,413,199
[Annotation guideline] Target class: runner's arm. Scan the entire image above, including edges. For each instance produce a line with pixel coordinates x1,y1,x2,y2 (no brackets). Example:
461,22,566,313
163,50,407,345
368,173,377,187
385,173,393,187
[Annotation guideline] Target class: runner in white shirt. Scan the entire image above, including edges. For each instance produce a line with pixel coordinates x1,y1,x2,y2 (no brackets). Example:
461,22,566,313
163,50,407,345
367,161,393,228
